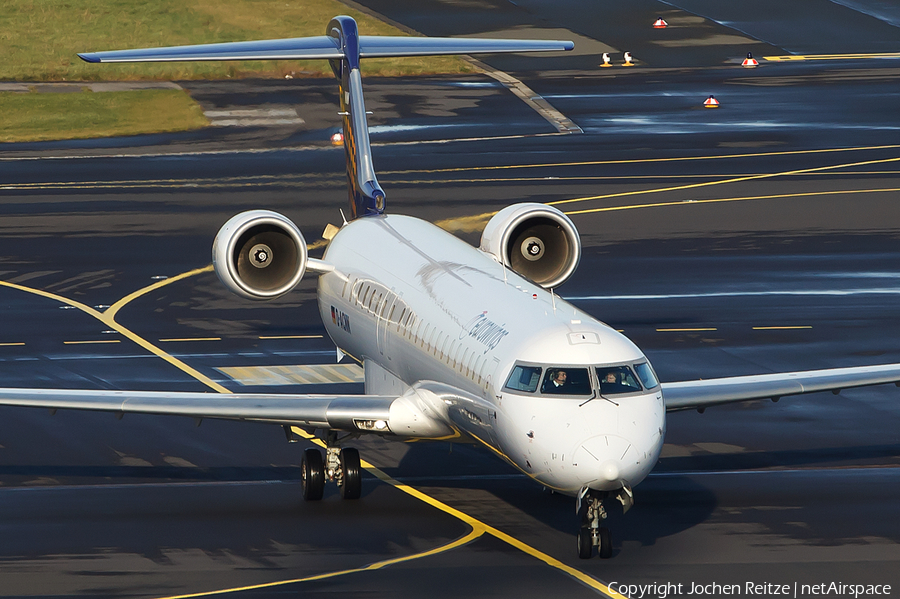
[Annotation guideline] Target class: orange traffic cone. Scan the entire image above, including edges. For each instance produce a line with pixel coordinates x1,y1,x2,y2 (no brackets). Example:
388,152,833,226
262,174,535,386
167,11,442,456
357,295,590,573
331,132,344,145
703,95,720,108
741,52,759,67
623,51,635,66
653,18,668,29
600,52,612,67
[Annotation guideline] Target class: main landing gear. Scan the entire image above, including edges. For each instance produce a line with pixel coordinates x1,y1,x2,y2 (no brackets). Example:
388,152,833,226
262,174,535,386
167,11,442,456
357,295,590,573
300,432,361,501
576,488,613,559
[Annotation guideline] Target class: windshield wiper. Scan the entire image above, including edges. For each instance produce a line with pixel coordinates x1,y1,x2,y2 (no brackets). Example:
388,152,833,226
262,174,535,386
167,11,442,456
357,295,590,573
580,393,618,407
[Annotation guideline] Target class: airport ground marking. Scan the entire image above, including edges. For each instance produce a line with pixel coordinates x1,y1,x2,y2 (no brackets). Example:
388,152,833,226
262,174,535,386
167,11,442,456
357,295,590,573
6,168,899,194
564,185,900,217
437,158,900,232
152,527,485,599
552,155,900,210
753,326,812,330
292,427,618,596
1,271,613,596
656,328,717,332
104,265,213,322
0,273,230,394
391,169,900,186
158,337,223,342
385,143,900,175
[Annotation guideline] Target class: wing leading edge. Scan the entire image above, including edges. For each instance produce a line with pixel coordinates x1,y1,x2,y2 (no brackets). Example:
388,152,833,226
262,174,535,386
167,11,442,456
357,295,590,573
0,388,395,431
662,363,900,411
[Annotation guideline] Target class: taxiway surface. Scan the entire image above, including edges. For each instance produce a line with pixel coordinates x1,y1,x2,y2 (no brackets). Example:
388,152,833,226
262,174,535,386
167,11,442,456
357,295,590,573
2,2,900,598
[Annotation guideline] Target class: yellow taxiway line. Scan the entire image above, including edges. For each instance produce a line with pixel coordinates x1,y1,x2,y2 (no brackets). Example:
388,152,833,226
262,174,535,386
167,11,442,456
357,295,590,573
293,427,619,597
551,155,900,210
0,268,618,598
385,143,900,175
153,527,486,599
0,272,230,395
563,185,900,217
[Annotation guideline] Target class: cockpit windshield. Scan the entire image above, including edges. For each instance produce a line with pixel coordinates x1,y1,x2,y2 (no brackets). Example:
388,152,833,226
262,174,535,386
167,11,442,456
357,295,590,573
596,365,642,395
503,360,658,397
540,367,592,395
505,365,542,393
633,362,659,390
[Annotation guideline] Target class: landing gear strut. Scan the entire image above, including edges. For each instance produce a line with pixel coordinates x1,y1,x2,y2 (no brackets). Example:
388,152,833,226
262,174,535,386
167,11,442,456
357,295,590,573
576,488,613,559
299,432,362,501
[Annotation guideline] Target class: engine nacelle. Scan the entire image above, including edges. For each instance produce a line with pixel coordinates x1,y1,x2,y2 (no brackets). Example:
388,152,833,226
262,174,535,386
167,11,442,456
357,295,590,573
479,203,581,288
212,210,307,300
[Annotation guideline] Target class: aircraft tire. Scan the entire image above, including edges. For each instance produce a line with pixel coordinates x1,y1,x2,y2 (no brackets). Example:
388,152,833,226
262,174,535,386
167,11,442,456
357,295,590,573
301,448,325,501
340,447,362,500
576,527,593,559
598,527,612,559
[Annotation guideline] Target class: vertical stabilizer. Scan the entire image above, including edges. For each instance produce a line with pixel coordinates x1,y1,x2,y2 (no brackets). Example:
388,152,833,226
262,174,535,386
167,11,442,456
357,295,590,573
77,19,574,221
327,17,385,220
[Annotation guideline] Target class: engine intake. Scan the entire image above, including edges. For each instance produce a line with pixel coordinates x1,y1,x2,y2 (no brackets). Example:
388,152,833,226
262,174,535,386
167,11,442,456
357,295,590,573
480,203,581,288
212,210,307,300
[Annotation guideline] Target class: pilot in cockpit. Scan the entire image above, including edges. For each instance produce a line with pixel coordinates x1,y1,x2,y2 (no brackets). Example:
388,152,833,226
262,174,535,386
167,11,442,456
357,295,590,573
541,369,569,394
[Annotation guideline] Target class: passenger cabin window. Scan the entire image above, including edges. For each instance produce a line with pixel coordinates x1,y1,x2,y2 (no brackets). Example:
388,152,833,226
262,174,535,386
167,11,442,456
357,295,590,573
504,365,542,393
541,367,592,395
634,362,659,390
596,366,643,395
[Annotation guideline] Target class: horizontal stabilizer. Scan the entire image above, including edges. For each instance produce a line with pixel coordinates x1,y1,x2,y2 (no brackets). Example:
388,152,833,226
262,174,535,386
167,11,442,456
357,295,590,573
79,35,572,63
79,36,343,63
359,36,574,57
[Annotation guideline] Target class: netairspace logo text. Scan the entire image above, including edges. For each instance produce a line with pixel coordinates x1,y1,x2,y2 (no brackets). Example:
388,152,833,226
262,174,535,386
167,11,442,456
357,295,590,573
607,581,892,599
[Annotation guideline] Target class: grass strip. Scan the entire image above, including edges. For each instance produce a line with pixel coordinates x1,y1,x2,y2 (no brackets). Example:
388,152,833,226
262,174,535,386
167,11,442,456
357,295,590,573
0,0,473,81
0,89,208,143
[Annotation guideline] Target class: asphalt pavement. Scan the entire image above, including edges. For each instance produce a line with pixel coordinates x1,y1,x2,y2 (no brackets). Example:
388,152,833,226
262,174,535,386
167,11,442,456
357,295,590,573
1,1,900,597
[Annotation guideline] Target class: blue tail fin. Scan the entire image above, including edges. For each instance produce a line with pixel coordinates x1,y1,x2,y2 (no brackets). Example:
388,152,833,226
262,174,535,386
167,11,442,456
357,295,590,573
327,17,385,220
78,19,573,220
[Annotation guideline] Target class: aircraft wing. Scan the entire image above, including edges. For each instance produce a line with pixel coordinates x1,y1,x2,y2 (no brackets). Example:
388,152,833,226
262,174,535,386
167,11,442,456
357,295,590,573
662,363,900,411
78,36,572,63
0,388,395,431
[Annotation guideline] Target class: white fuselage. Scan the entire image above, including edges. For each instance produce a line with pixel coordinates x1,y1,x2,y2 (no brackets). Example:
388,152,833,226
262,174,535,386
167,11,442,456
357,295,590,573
317,214,665,495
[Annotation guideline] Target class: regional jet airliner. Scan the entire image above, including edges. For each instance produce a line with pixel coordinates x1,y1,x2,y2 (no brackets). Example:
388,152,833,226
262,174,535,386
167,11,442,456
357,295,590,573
2,16,900,559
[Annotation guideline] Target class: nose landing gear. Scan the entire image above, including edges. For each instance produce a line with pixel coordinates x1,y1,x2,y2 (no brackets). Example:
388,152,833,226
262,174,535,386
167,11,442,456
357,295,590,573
299,432,362,501
576,488,613,559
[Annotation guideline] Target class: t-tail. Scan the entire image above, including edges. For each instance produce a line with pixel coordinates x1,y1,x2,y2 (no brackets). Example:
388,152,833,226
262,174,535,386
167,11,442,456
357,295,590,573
79,17,573,220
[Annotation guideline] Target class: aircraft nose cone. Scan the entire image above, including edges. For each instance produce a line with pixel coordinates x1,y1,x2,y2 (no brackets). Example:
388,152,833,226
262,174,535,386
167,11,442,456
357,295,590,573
573,434,638,490
600,460,619,483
